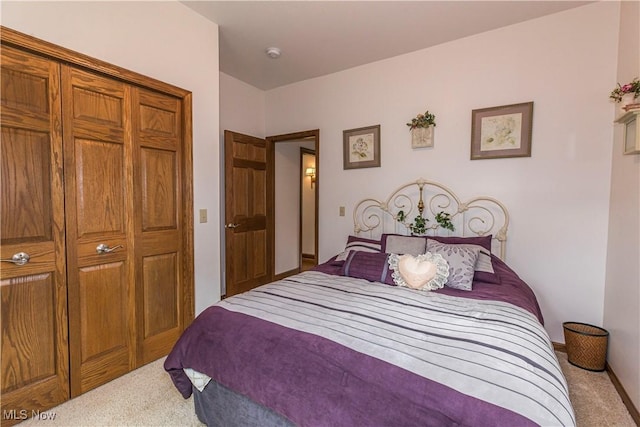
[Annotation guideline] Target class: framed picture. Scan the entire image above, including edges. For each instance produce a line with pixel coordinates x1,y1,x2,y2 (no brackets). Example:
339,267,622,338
615,110,640,155
343,125,380,169
471,102,533,160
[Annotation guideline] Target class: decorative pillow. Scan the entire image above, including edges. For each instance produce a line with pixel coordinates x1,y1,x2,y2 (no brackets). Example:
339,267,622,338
426,238,500,284
428,235,492,252
341,251,395,285
381,234,426,256
426,241,481,291
388,253,449,291
334,235,382,263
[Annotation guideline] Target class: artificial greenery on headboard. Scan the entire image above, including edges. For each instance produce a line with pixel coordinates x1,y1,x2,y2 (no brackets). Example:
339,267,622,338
397,210,454,235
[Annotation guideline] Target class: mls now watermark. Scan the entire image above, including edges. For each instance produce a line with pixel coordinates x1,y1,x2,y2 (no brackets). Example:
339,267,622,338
3,409,57,421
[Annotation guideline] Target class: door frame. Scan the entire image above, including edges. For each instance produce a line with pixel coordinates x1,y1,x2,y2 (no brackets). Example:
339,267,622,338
299,147,317,267
267,129,319,280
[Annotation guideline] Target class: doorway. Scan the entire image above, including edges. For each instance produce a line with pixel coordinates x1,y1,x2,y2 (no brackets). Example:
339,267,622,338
300,148,317,272
269,130,319,280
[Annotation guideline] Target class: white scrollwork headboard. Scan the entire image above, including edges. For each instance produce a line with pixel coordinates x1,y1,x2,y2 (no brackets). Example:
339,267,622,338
353,178,510,260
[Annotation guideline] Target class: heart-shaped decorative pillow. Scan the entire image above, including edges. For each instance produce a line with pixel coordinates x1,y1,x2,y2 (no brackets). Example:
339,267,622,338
388,252,450,291
397,254,437,289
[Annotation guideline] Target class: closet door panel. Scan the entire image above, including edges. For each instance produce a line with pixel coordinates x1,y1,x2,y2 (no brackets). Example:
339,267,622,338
134,89,183,364
141,148,177,230
63,66,135,396
1,128,52,242
0,46,69,423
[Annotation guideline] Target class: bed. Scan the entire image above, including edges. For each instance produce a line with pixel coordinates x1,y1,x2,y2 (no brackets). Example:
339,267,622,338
165,179,576,427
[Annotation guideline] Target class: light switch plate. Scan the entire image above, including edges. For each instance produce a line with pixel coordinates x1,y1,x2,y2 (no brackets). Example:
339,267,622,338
339,206,345,216
199,209,208,223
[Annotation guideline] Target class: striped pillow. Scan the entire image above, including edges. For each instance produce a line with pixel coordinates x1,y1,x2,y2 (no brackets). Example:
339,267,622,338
334,235,382,262
340,251,395,286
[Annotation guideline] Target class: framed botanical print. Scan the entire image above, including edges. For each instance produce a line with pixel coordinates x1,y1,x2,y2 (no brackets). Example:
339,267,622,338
616,110,640,155
343,125,380,169
471,102,533,160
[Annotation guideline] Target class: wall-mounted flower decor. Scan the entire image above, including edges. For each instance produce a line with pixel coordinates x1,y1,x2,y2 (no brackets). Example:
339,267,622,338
407,111,436,130
610,78,639,103
407,110,436,149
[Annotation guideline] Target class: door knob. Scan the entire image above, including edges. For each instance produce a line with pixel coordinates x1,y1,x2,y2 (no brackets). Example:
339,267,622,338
225,223,240,229
96,244,123,254
0,252,30,266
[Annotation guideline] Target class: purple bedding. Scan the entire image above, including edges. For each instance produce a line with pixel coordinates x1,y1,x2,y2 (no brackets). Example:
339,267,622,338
167,308,532,426
165,256,573,426
315,253,544,324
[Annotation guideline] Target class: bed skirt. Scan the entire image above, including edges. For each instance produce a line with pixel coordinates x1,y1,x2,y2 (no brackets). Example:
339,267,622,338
193,381,294,427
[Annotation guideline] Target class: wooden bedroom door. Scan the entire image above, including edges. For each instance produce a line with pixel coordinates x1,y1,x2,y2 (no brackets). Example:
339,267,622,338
132,88,187,364
62,65,136,397
0,46,70,422
224,130,272,297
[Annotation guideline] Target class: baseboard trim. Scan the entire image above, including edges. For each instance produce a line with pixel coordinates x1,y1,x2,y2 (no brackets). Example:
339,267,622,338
553,341,639,424
273,268,300,281
301,253,316,260
606,362,640,425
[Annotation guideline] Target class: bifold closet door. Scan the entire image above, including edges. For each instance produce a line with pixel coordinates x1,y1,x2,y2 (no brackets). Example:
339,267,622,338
0,47,69,418
62,66,136,396
132,88,185,364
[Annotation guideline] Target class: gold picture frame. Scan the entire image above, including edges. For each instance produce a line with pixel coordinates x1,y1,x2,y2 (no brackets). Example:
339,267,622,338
343,125,381,169
471,102,533,160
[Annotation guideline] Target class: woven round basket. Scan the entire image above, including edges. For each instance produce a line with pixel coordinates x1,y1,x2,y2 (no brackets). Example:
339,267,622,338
563,322,609,371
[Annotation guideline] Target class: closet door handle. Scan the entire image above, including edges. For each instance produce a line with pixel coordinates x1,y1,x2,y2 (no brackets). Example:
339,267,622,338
225,223,240,229
1,252,31,266
96,244,123,254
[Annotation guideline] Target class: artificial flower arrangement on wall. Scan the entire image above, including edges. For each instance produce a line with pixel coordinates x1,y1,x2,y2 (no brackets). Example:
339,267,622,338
611,77,640,155
407,110,436,149
610,77,640,115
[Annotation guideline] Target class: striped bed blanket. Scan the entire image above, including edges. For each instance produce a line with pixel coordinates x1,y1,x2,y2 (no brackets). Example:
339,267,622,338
166,271,575,427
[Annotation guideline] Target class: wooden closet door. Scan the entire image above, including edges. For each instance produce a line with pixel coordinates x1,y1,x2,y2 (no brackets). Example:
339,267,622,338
132,88,184,364
0,47,69,420
62,66,135,396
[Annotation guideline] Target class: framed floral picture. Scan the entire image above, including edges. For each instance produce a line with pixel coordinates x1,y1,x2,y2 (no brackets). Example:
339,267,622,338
343,125,381,169
471,102,533,160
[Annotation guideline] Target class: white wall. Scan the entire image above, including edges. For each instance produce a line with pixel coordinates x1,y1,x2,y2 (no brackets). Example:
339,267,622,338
219,72,266,294
265,2,619,342
220,72,266,138
604,0,640,410
2,1,221,314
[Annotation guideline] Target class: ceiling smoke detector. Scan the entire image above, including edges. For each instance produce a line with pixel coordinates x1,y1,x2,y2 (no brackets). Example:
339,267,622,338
265,47,281,59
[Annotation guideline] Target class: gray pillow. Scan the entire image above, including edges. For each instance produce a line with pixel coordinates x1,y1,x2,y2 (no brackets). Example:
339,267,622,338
426,240,480,291
383,235,426,256
426,239,494,274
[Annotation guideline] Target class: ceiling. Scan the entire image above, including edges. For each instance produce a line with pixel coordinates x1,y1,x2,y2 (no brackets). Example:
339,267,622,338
182,1,592,91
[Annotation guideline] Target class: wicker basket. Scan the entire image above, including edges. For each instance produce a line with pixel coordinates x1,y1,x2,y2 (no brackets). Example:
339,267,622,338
563,322,609,371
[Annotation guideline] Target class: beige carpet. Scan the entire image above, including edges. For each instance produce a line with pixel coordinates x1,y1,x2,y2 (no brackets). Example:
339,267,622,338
20,352,635,426
556,352,636,426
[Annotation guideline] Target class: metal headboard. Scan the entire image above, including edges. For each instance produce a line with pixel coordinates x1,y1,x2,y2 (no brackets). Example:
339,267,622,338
353,178,510,260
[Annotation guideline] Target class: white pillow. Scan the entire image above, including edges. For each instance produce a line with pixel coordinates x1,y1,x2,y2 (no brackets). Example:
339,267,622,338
388,252,449,291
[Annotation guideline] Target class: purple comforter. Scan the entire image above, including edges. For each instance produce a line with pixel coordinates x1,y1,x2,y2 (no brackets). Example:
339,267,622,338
165,257,571,426
314,254,544,324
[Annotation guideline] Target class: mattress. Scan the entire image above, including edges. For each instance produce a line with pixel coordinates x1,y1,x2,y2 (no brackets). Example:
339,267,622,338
165,263,575,426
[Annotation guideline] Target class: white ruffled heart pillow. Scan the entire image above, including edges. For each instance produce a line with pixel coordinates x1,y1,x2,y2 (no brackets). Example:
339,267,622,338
388,252,449,291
